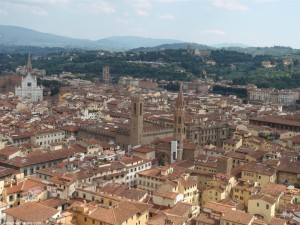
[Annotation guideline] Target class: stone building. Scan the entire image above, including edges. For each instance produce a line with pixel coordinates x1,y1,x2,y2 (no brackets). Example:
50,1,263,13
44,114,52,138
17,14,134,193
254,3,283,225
173,83,185,161
102,66,110,85
15,52,43,102
130,95,144,148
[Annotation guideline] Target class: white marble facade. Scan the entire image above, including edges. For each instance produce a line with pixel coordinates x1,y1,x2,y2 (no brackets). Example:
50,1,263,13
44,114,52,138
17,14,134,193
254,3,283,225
15,73,44,102
15,52,44,102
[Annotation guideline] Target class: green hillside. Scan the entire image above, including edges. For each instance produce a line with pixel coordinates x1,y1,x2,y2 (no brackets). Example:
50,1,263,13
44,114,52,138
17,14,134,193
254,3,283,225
1,48,299,89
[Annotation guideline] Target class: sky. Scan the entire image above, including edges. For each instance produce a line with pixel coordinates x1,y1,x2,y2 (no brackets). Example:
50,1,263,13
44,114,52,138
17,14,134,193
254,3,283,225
0,0,300,48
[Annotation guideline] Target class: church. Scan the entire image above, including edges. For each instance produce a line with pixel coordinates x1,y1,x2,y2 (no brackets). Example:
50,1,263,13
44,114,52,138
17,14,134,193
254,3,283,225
15,52,44,102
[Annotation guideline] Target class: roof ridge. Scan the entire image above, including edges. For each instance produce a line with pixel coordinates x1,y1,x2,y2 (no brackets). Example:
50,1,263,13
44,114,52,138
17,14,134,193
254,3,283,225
112,206,118,225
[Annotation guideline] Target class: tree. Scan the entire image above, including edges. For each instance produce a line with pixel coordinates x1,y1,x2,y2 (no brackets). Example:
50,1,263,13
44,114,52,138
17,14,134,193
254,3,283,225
158,154,165,166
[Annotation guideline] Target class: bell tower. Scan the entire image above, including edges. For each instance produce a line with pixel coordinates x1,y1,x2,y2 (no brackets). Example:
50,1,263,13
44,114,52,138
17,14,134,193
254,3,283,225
103,66,110,85
173,83,185,161
130,95,144,148
26,51,32,74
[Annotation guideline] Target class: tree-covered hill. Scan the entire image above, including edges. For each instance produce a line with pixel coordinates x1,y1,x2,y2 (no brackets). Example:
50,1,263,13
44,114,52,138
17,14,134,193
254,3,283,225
1,48,299,89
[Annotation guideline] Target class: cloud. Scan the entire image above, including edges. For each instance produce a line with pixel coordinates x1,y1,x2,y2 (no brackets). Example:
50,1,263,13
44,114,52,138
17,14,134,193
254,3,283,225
0,1,49,16
116,18,132,25
31,6,48,15
23,0,70,7
128,0,152,17
212,0,249,11
0,9,8,16
155,0,188,3
199,29,226,36
136,9,149,17
131,27,148,36
0,0,71,16
158,14,175,20
255,0,275,2
78,0,115,14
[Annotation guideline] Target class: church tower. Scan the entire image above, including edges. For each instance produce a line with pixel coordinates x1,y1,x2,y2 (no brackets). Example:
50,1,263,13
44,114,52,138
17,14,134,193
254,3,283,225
130,95,144,148
173,83,185,161
26,51,32,74
103,66,110,85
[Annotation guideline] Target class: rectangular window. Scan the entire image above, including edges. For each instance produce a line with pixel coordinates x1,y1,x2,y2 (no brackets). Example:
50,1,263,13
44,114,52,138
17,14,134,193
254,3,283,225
266,204,269,209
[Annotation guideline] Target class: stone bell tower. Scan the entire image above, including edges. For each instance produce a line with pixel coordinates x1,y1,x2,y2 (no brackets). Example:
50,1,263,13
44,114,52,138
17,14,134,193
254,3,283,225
26,51,32,74
103,66,110,85
130,95,144,148
173,83,185,161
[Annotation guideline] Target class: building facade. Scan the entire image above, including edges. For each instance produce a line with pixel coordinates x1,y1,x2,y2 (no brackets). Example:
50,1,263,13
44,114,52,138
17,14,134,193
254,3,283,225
15,53,43,102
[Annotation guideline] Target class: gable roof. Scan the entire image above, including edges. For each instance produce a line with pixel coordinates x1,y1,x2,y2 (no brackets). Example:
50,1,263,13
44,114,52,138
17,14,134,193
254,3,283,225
4,202,59,222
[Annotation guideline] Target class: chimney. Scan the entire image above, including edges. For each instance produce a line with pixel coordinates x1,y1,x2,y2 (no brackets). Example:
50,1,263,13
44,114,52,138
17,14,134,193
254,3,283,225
164,219,174,225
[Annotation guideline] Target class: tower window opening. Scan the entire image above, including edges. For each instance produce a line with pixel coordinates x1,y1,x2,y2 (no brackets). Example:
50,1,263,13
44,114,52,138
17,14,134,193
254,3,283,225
133,103,137,115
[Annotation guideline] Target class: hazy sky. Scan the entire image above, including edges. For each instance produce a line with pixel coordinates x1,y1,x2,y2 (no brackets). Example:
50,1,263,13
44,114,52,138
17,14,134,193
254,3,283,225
1,0,299,48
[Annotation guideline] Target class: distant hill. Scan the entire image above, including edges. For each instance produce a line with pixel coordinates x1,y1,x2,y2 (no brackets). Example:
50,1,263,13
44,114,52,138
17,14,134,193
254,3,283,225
0,25,298,56
99,36,183,49
131,42,212,52
0,25,182,51
0,25,94,48
212,43,249,48
228,46,300,56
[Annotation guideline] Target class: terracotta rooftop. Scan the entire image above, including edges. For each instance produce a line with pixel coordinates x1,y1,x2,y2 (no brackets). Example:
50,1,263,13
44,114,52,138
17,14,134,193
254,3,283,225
242,162,277,176
221,210,253,225
132,146,156,153
88,200,152,224
250,116,300,127
249,194,276,205
153,190,179,200
168,202,194,217
147,212,187,225
3,202,59,222
0,147,84,168
194,213,218,225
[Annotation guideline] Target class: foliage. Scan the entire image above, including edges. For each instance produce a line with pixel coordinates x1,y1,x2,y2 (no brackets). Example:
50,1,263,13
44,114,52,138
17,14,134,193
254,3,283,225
1,48,300,89
38,78,66,96
158,154,165,166
165,81,180,92
212,85,248,98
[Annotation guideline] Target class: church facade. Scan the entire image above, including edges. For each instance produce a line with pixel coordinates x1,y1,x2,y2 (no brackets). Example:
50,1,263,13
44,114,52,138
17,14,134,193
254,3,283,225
15,52,44,102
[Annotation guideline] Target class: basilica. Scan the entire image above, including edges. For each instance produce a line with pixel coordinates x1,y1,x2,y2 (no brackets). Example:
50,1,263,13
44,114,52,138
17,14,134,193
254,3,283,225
15,52,44,102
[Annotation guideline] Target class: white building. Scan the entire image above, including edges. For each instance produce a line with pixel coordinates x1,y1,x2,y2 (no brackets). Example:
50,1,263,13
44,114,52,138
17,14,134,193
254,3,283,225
15,52,44,102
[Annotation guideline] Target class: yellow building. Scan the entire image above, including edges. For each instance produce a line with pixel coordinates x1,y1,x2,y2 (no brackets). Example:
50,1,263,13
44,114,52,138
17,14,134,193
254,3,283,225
2,176,46,207
202,186,226,206
231,180,260,206
194,157,217,173
248,194,276,221
223,138,242,151
277,160,300,187
69,200,152,225
152,190,183,207
137,167,169,194
189,170,214,189
137,166,198,204
176,174,198,204
202,173,236,206
241,162,277,187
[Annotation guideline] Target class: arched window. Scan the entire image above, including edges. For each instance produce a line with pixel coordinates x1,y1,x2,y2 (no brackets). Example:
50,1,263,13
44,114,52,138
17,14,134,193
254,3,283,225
140,103,143,115
133,103,137,115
